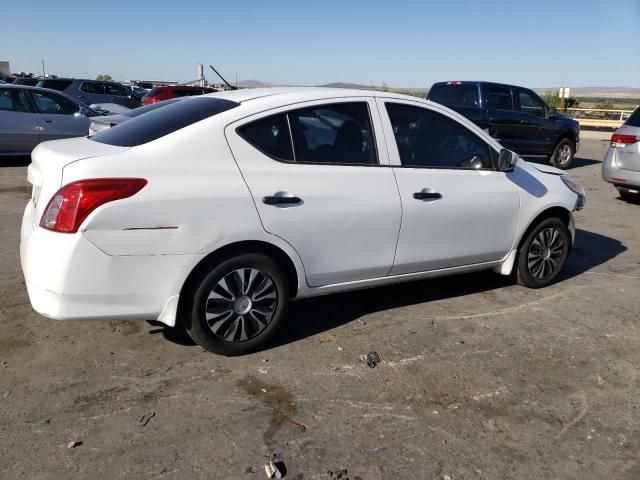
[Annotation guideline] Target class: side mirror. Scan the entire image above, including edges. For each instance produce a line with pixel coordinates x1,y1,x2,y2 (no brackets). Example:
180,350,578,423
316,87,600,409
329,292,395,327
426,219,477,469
497,149,518,171
74,107,89,118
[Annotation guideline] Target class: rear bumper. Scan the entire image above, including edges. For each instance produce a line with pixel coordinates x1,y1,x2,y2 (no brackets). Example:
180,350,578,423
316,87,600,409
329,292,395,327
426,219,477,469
602,148,640,189
20,201,201,323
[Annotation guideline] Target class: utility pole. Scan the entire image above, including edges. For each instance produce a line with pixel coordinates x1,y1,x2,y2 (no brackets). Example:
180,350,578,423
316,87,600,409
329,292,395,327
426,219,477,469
235,71,238,88
41,59,46,77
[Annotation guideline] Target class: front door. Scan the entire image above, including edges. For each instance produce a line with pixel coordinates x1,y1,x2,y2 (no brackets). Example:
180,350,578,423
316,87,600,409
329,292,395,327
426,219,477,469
27,90,89,141
513,88,555,154
227,99,402,287
378,99,520,274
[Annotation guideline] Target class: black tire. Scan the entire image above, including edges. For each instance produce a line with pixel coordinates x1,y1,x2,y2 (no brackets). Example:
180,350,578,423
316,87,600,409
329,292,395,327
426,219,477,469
513,217,570,288
183,253,289,355
548,138,575,169
618,188,639,202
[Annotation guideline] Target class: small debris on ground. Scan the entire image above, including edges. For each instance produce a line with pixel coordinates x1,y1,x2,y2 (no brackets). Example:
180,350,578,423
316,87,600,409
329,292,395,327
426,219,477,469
337,346,344,351
67,440,82,449
365,351,380,368
328,469,362,480
246,466,256,473
140,411,156,427
264,453,286,478
3,390,11,398
1,361,7,368
373,446,386,453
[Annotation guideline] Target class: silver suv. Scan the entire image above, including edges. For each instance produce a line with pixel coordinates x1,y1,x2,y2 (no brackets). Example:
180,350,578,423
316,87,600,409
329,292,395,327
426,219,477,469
603,106,640,201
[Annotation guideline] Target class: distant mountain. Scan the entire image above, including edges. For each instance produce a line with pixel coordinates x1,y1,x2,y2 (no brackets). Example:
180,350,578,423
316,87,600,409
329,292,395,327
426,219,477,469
235,79,281,88
319,82,370,89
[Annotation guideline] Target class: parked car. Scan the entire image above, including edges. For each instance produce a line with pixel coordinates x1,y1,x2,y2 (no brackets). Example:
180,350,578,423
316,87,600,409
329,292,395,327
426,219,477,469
427,81,580,169
602,106,640,200
0,84,99,155
141,85,217,105
12,77,40,86
89,99,180,135
21,88,585,355
35,78,141,109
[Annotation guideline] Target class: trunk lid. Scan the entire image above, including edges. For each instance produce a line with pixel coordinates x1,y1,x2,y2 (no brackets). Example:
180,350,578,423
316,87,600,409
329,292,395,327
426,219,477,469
28,137,129,223
612,125,640,172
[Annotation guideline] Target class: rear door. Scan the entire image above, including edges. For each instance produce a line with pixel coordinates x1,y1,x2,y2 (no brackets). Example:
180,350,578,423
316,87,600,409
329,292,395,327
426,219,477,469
485,84,525,151
0,88,40,153
513,88,555,154
226,98,402,287
27,90,89,141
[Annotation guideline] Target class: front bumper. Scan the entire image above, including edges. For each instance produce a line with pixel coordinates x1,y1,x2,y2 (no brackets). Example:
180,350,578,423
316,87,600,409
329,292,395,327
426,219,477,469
20,201,200,322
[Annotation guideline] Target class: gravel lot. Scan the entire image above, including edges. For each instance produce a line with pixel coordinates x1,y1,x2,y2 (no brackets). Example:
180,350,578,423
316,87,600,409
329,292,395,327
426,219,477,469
1,133,639,480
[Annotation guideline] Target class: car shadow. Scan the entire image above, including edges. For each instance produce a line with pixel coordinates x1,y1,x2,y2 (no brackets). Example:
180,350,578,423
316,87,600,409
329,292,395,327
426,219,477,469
154,228,625,352
0,155,31,167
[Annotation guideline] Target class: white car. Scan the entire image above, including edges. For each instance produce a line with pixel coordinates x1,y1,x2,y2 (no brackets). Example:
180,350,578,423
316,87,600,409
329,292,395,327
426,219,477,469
602,106,640,200
20,88,586,355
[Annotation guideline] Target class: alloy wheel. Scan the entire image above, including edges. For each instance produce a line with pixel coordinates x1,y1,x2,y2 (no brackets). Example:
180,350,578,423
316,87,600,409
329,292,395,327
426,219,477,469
527,227,565,279
205,268,278,342
556,143,572,166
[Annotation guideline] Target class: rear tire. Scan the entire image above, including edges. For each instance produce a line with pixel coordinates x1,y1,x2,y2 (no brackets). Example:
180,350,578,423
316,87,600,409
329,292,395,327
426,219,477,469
548,138,575,169
183,253,289,355
513,217,570,288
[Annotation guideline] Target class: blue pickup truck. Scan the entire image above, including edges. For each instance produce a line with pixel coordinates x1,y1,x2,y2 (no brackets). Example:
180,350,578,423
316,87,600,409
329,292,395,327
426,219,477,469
427,81,580,169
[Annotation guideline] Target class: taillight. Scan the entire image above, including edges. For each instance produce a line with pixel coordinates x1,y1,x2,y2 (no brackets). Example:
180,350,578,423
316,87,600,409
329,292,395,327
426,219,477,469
447,81,462,85
40,178,147,233
611,133,639,147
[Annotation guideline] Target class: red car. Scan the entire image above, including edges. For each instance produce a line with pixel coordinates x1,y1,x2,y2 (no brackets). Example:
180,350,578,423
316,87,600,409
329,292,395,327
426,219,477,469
141,86,217,105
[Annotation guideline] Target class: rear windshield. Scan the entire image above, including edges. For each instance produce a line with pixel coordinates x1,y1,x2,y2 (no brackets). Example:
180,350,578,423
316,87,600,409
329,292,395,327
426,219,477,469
36,79,73,91
625,107,640,127
428,84,480,108
91,97,239,147
125,98,181,118
143,87,163,97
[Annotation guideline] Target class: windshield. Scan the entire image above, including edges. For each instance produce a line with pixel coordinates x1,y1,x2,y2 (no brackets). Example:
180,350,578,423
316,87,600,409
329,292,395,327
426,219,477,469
91,97,239,147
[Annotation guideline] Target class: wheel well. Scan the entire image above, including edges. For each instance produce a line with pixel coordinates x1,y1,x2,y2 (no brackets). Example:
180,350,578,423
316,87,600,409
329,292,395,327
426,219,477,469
519,207,572,250
179,240,300,305
556,131,577,148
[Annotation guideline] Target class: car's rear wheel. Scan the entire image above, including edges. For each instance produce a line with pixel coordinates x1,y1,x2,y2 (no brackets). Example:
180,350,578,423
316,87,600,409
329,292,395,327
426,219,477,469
548,138,575,169
513,217,570,288
184,253,289,355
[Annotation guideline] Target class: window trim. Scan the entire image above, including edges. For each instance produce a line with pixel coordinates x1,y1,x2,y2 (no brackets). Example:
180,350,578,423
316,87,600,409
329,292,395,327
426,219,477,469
236,100,382,167
383,100,499,172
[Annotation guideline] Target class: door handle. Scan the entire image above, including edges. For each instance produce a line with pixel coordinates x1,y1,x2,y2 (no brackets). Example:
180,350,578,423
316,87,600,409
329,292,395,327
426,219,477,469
519,119,530,125
262,195,302,205
43,119,54,123
413,191,442,200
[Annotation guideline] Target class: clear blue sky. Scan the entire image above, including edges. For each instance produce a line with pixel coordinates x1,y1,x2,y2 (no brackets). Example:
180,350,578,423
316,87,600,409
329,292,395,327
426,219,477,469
3,0,639,88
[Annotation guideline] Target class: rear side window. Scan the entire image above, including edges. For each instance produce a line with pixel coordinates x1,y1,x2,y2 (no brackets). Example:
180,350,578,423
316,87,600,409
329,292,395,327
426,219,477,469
625,107,640,127
91,97,239,147
238,102,377,165
487,85,514,111
81,82,105,94
386,103,493,170
0,89,28,112
238,114,293,161
428,84,480,108
36,79,73,91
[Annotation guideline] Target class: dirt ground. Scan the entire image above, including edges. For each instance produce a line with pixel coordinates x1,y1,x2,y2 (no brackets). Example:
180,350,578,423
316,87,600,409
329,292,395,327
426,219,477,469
1,133,639,480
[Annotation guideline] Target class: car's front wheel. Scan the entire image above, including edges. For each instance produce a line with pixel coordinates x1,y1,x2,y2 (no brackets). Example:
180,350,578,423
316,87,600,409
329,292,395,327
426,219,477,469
184,253,289,355
548,138,575,169
513,217,570,288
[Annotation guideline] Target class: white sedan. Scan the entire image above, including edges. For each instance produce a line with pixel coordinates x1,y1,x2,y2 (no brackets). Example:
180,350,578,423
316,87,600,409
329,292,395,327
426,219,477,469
20,87,586,355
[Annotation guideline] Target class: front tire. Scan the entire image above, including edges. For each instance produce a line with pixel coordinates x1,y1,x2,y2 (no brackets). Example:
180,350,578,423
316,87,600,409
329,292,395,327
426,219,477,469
514,217,570,288
184,253,289,355
548,138,575,169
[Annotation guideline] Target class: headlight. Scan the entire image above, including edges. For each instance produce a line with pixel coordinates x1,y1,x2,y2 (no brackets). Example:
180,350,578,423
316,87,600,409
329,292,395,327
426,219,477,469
561,175,586,210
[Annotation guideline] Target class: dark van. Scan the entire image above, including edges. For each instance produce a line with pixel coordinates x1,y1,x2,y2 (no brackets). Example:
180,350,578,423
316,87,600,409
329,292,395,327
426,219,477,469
427,81,580,169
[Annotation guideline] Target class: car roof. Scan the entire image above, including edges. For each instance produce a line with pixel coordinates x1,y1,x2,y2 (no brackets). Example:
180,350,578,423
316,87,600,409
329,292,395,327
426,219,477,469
201,86,429,105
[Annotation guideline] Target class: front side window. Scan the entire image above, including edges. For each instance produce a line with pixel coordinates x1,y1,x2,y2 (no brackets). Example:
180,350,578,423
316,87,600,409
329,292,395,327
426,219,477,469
105,83,128,96
81,82,105,94
386,103,494,169
31,91,79,115
517,90,546,117
487,85,514,111
0,89,29,112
